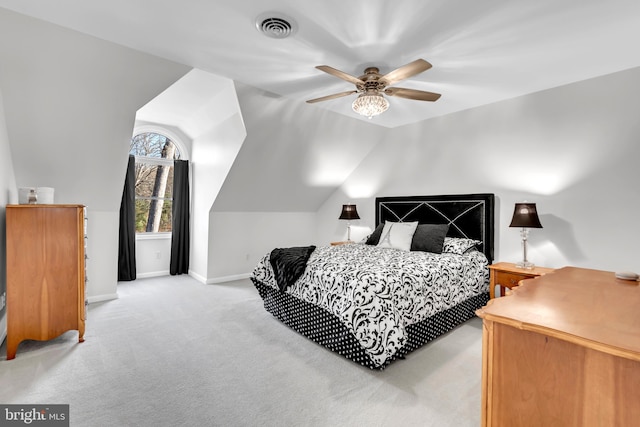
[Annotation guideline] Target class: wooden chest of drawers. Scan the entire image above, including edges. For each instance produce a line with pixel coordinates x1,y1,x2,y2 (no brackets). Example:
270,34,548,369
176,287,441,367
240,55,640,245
6,204,86,359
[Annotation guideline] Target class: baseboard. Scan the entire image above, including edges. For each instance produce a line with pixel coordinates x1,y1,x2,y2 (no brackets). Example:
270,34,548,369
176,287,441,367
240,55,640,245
188,270,207,284
136,271,170,279
207,273,251,284
136,271,251,285
87,293,119,304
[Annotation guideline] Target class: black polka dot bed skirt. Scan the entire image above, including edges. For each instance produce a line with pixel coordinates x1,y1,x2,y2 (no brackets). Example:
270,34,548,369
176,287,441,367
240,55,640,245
252,278,489,370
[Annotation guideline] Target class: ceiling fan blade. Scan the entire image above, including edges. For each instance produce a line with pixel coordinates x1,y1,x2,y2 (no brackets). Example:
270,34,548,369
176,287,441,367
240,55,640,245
378,59,433,86
306,90,358,104
316,65,364,85
384,87,441,102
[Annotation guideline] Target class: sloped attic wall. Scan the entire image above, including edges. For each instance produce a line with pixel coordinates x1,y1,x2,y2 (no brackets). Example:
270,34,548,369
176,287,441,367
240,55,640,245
213,83,390,212
207,83,390,281
0,8,190,300
317,66,640,273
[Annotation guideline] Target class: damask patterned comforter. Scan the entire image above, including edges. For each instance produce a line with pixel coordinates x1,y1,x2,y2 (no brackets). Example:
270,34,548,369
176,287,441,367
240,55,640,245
252,243,489,367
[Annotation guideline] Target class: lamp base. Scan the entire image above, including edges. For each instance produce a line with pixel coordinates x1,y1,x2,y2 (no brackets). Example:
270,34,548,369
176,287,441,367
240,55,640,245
515,260,535,270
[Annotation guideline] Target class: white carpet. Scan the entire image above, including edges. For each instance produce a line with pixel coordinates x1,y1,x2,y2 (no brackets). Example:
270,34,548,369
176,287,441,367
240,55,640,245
0,275,483,426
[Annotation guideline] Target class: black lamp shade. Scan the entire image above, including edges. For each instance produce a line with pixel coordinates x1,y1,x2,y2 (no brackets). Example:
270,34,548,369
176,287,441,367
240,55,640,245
509,203,542,228
339,204,360,220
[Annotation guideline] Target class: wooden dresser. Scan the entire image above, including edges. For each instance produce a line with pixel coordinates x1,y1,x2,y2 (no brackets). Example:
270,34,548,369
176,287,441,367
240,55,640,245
6,204,86,360
476,267,640,426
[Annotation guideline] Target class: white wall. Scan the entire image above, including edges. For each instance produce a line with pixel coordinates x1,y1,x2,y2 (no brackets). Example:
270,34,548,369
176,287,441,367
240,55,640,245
190,111,246,282
85,211,119,303
317,66,640,273
207,212,317,282
135,236,172,279
0,8,190,300
0,88,18,341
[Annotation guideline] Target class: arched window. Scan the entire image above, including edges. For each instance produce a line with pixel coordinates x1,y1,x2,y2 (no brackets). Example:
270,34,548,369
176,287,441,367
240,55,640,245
129,132,181,233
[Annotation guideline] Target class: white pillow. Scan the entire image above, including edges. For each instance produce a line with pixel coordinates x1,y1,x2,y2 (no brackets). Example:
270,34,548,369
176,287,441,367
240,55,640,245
376,221,419,251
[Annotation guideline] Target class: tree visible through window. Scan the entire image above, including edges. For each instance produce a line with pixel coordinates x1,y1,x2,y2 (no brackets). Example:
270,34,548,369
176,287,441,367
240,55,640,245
130,132,181,233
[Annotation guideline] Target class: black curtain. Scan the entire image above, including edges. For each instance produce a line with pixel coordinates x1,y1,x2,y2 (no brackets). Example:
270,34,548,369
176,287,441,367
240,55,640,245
170,159,190,275
118,155,136,281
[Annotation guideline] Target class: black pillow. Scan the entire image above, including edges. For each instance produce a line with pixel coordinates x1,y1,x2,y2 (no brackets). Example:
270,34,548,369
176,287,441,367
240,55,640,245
365,223,385,245
410,224,450,253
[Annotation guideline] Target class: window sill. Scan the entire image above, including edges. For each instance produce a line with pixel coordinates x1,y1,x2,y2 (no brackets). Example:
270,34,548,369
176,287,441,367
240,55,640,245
136,232,172,241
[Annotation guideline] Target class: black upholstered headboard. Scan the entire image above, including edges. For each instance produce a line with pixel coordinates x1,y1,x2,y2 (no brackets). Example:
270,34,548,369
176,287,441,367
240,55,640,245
375,193,495,263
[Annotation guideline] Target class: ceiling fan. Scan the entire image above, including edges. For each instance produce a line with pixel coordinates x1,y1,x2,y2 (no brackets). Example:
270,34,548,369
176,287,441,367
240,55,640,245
306,59,441,118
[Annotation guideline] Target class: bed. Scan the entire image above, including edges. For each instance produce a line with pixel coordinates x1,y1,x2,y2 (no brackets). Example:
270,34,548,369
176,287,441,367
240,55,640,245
251,193,495,369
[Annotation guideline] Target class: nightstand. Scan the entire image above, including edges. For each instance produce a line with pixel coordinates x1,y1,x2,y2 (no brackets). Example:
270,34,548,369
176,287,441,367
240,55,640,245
488,262,554,299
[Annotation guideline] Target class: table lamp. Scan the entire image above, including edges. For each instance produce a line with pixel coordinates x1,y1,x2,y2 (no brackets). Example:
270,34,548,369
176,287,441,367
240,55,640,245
339,204,360,242
509,202,542,269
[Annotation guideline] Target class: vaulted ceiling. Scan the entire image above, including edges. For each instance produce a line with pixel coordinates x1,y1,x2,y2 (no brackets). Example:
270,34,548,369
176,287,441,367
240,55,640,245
1,0,639,128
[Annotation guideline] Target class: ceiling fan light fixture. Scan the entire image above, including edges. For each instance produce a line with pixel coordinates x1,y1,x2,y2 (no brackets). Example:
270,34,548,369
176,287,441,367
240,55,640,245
352,93,389,119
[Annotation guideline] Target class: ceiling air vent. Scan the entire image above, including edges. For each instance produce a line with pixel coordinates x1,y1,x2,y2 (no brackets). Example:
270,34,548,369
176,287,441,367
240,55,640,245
255,13,297,39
